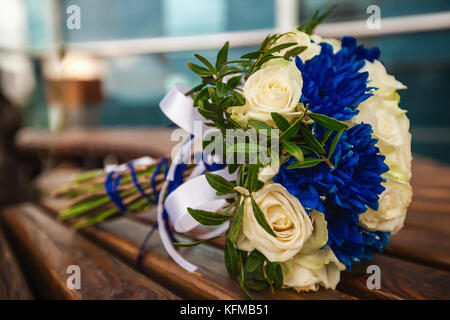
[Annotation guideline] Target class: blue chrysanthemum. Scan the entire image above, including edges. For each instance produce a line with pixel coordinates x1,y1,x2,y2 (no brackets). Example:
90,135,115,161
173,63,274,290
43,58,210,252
274,123,389,268
340,36,380,63
330,225,390,268
296,38,378,121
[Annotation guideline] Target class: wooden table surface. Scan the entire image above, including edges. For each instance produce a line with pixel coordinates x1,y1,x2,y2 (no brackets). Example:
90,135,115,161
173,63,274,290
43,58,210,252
1,127,449,300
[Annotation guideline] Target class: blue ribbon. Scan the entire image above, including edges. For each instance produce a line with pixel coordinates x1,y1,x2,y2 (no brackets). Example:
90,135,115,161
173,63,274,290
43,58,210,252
127,161,153,204
136,157,184,267
136,155,224,267
150,157,169,204
104,171,126,212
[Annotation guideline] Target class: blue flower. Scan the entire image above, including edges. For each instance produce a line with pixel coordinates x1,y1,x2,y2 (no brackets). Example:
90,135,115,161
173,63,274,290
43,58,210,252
331,226,390,268
296,39,377,121
341,36,380,63
273,123,389,268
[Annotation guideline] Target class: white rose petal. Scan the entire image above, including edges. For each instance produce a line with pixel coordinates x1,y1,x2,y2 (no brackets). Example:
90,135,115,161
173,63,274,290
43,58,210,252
361,60,407,97
353,93,412,182
236,182,313,262
359,176,412,234
230,59,303,126
281,246,345,292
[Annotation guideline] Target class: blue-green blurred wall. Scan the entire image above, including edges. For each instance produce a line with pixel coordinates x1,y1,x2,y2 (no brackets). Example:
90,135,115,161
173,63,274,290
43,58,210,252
26,0,450,163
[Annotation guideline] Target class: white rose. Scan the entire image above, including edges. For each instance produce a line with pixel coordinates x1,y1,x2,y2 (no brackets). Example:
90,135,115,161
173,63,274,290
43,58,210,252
281,211,344,292
282,246,345,292
361,59,406,98
230,59,303,126
236,182,313,262
270,30,321,61
359,176,412,234
353,92,412,182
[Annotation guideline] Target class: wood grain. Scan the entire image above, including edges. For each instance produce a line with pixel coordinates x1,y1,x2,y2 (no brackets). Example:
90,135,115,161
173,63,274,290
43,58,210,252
16,128,176,161
0,229,33,299
386,226,450,270
45,199,355,300
128,212,450,300
338,253,450,300
1,204,179,300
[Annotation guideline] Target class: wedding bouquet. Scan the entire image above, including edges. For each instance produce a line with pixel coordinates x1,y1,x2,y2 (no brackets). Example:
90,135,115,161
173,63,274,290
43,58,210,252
56,8,412,298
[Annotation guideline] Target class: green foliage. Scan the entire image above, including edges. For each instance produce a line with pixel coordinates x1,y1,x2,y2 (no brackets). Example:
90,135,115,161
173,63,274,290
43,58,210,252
228,200,245,244
187,208,232,225
251,197,275,237
205,172,236,195
297,5,337,35
224,238,240,276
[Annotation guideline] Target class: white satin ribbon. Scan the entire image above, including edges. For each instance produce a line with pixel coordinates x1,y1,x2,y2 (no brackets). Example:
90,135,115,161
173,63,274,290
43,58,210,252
104,156,155,173
157,84,236,272
159,83,209,137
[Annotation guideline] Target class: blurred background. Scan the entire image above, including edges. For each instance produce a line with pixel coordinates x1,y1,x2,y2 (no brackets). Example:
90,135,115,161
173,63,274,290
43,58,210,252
0,0,449,205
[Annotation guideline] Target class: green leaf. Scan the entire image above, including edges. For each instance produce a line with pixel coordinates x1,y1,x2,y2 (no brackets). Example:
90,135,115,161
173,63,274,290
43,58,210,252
187,207,232,226
227,162,239,174
174,235,223,247
195,54,216,73
248,120,273,134
227,143,259,154
282,141,304,163
251,197,275,236
328,128,345,159
265,261,283,287
283,45,307,59
228,200,245,244
259,34,274,51
321,128,333,145
297,5,337,35
238,256,253,300
226,75,242,88
241,50,263,59
279,116,302,141
246,164,263,193
205,172,236,195
300,125,325,154
287,158,323,169
237,165,245,186
216,41,229,70
216,81,228,97
245,280,269,291
187,62,213,77
308,112,348,131
224,238,240,276
265,42,297,55
246,250,265,272
271,113,290,131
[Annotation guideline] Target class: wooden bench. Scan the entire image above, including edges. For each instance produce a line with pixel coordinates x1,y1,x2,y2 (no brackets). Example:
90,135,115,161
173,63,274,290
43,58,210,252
1,128,448,300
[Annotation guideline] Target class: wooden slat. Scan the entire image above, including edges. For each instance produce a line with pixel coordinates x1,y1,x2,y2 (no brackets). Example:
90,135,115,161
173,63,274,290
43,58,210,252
338,253,450,300
0,229,33,299
405,210,450,235
408,200,450,215
129,211,450,300
386,226,450,270
40,198,355,300
1,204,179,300
411,157,450,188
16,128,176,161
42,196,450,300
